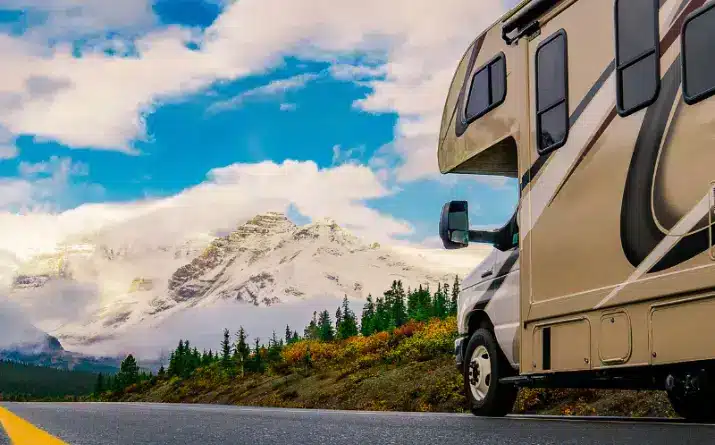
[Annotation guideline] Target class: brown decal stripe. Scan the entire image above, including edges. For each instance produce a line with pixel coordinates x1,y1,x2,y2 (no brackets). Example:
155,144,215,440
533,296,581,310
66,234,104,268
660,0,707,54
549,107,618,206
546,0,701,205
521,60,616,193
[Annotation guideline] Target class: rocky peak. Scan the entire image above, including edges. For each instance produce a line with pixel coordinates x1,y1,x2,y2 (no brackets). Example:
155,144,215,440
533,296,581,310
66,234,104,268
229,212,296,240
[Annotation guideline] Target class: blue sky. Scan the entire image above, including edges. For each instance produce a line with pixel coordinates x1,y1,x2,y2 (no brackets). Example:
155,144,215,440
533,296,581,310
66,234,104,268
0,0,518,249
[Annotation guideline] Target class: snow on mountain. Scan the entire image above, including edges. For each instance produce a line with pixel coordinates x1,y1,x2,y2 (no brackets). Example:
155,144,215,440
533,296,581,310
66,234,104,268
6,212,489,353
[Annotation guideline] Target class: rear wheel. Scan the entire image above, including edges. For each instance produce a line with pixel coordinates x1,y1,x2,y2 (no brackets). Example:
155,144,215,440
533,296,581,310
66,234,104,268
667,378,715,422
463,328,517,417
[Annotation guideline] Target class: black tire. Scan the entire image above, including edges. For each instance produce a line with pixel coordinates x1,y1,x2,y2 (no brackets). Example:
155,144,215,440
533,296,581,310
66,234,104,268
463,328,517,417
667,389,715,423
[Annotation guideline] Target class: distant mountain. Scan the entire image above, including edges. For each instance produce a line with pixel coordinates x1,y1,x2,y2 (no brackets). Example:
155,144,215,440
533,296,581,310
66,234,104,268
0,331,120,374
8,212,484,351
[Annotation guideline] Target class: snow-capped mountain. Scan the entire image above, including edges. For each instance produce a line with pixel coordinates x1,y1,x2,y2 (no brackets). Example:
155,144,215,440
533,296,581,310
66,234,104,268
6,212,487,352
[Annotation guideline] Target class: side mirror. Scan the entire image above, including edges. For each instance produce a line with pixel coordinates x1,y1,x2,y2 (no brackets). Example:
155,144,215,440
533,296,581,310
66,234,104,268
439,201,470,249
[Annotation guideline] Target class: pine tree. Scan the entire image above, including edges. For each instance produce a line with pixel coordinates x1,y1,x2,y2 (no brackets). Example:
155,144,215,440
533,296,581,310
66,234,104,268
337,295,359,339
292,330,299,343
94,372,104,394
360,294,376,336
383,283,396,330
234,327,250,374
267,330,282,364
118,354,140,389
221,328,232,369
335,306,343,333
450,275,460,315
157,366,166,379
391,280,407,327
407,287,419,320
433,283,448,318
374,296,388,332
251,337,265,373
285,324,293,344
317,310,334,341
304,311,320,340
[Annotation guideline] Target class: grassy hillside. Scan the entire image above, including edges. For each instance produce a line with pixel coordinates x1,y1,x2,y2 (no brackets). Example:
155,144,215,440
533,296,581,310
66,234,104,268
99,316,676,418
0,360,97,401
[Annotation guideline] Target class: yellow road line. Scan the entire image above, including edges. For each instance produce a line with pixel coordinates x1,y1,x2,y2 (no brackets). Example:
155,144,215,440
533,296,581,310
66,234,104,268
0,406,69,444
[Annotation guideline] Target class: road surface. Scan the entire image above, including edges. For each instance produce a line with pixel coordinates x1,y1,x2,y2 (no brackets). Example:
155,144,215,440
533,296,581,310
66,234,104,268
1,402,713,445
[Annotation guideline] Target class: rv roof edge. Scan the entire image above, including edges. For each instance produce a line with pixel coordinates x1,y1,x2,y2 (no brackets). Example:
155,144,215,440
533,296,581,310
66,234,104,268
500,0,535,23
502,0,562,35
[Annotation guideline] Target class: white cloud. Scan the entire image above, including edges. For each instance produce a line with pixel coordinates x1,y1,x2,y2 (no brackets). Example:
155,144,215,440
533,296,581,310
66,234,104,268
207,72,321,114
0,0,508,172
329,64,387,82
331,144,365,166
0,156,102,214
0,125,18,159
279,102,297,111
0,159,412,260
0,0,157,41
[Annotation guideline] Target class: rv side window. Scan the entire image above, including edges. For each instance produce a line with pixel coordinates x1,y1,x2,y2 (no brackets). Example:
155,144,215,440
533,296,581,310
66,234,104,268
614,0,660,116
681,3,715,105
535,30,568,155
465,53,507,123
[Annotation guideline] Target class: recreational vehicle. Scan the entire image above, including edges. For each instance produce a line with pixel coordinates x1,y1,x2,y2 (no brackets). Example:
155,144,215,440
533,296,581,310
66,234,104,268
439,0,715,421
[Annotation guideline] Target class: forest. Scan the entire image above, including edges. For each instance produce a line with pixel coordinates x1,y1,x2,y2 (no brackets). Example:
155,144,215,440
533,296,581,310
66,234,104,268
96,278,461,397
0,360,97,401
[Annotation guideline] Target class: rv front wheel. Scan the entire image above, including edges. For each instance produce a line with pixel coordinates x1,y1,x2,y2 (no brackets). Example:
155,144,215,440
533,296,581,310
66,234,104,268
463,328,517,417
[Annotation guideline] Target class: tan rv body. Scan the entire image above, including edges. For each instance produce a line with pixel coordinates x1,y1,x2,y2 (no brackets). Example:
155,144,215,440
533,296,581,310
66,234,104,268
441,0,715,382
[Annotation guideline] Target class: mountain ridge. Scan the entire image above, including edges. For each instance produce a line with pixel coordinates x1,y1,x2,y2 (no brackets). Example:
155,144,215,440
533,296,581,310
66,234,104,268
5,211,485,352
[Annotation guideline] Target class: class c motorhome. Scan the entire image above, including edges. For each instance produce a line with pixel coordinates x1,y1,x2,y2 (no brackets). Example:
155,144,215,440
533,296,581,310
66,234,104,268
439,0,715,421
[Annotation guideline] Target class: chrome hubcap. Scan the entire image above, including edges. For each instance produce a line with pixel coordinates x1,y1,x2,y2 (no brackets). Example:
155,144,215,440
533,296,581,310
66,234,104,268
468,345,491,401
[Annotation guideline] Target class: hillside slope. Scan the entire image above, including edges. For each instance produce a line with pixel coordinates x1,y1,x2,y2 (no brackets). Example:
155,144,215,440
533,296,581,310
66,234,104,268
102,317,676,418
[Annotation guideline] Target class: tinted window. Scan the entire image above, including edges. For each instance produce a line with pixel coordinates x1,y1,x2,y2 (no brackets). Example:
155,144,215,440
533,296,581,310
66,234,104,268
620,55,658,112
465,53,507,122
536,35,566,110
682,4,715,104
466,68,490,119
615,0,659,116
535,31,568,154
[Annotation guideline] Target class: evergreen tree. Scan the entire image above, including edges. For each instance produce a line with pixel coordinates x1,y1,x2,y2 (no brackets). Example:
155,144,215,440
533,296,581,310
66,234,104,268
191,347,201,373
267,331,283,364
220,328,232,369
383,283,396,330
433,283,448,318
337,295,359,340
374,296,388,332
285,324,292,344
441,282,451,317
304,311,320,340
407,287,419,320
360,294,376,336
292,330,299,343
317,310,334,341
157,366,166,379
450,275,460,315
118,354,140,389
234,327,250,374
391,280,408,327
335,306,343,333
94,372,104,394
250,337,265,373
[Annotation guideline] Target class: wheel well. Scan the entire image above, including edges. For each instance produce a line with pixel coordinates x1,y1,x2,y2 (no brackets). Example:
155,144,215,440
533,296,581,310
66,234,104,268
467,309,494,336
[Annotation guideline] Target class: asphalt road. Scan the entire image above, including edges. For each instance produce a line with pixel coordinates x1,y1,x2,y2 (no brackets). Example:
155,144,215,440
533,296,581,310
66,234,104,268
1,402,714,445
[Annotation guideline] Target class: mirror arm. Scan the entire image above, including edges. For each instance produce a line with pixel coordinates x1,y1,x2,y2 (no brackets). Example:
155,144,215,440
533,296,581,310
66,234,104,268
468,229,498,245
